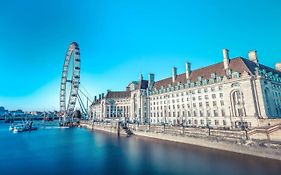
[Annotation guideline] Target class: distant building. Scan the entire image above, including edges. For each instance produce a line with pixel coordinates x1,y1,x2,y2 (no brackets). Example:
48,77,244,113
7,109,25,117
0,106,8,117
90,49,281,128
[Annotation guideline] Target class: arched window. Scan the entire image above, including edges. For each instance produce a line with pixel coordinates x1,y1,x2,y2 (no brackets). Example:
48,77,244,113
230,90,246,117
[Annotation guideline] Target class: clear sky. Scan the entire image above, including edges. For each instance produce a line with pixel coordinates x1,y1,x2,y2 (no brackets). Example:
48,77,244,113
0,0,281,111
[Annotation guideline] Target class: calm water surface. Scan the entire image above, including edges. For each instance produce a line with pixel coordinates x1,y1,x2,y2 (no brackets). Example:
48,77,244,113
0,123,280,175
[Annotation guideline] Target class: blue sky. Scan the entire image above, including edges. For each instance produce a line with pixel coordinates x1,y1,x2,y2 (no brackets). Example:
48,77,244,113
0,0,281,111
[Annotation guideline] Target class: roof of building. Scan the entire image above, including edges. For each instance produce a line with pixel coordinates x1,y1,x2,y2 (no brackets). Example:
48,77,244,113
106,91,131,99
241,58,281,76
153,57,281,89
91,56,281,105
91,90,131,106
91,98,101,106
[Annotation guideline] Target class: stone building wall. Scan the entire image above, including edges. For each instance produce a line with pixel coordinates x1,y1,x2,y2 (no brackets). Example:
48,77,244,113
90,50,281,129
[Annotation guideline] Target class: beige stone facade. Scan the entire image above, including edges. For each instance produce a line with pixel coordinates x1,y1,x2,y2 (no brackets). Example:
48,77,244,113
90,49,281,129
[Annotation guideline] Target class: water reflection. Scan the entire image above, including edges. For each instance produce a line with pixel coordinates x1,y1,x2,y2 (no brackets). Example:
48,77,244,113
0,124,280,175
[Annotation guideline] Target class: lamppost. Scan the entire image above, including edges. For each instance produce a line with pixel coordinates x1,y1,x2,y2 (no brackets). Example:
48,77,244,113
163,94,168,132
206,106,211,136
240,115,248,140
181,112,185,135
229,106,233,129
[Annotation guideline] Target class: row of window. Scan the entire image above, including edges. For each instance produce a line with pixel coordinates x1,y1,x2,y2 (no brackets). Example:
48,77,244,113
151,93,224,106
150,118,227,126
150,86,223,101
150,109,226,118
151,77,228,95
151,100,225,111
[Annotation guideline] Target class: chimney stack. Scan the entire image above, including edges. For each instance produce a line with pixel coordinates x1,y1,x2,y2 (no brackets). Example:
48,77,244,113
139,73,143,82
98,94,101,99
148,73,155,87
275,62,281,72
94,96,97,101
101,93,104,99
172,67,177,83
185,62,191,80
223,49,229,70
248,50,258,64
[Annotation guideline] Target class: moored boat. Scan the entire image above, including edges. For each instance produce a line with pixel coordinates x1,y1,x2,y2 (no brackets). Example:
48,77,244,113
9,121,38,133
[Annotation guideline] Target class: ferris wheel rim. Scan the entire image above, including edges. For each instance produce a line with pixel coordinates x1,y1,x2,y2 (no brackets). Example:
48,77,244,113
60,42,80,116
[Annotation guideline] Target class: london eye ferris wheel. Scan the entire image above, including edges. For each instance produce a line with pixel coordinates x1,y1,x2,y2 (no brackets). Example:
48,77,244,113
60,42,81,118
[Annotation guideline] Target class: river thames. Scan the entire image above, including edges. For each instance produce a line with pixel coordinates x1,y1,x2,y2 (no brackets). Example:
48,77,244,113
0,123,280,175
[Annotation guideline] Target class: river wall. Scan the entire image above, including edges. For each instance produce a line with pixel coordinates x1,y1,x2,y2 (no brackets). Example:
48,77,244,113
79,121,281,161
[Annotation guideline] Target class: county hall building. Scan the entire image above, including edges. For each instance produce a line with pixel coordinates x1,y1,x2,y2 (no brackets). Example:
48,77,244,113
90,49,281,129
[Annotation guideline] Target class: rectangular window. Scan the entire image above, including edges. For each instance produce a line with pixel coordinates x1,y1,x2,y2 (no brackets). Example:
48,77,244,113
212,94,216,99
220,100,224,106
221,109,225,116
213,101,217,107
193,111,197,117
215,120,219,125
214,110,218,117
207,110,211,117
